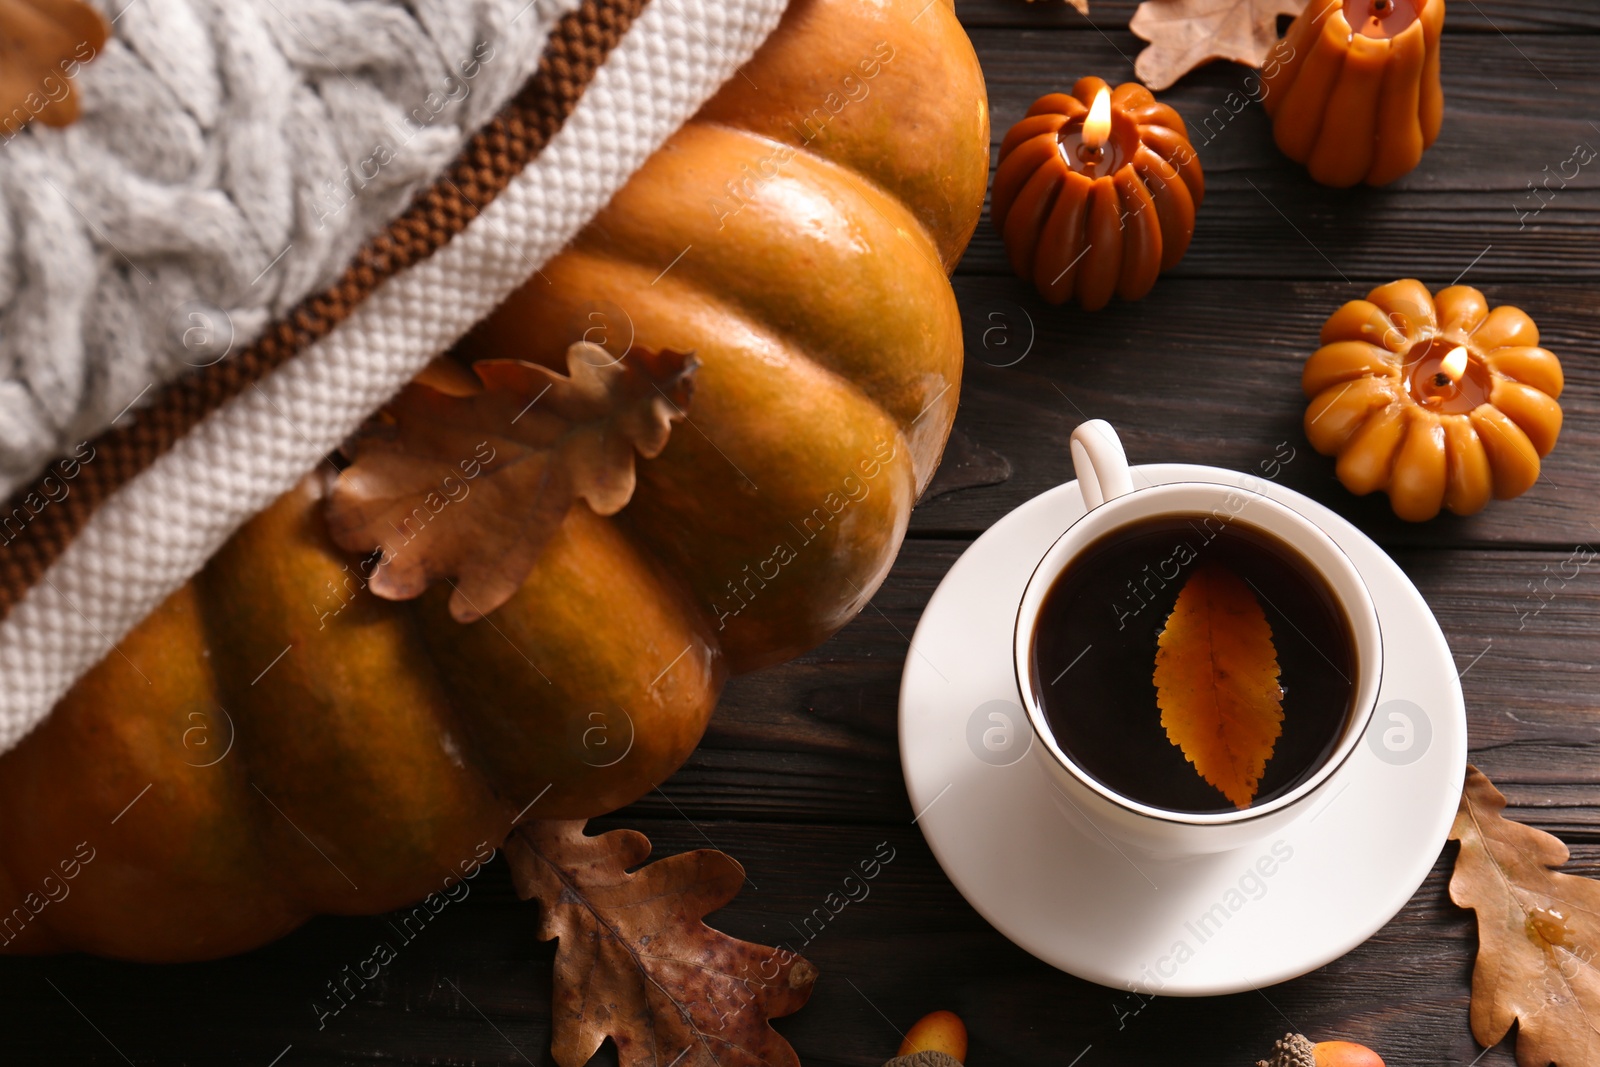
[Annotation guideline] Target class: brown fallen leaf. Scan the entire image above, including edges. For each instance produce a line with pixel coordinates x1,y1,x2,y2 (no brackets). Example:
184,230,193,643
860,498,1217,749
505,820,818,1067
1450,766,1600,1067
1153,562,1284,808
1130,0,1307,91
0,0,106,136
326,341,696,622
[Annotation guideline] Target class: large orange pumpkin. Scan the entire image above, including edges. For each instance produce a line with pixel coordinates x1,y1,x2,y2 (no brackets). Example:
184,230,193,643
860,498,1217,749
0,0,988,961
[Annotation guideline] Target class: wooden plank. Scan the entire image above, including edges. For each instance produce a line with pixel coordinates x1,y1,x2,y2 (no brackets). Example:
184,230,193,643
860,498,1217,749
956,32,1600,280
912,278,1600,548
957,0,1600,34
603,540,1600,836
0,819,1564,1066
3,15,1594,1066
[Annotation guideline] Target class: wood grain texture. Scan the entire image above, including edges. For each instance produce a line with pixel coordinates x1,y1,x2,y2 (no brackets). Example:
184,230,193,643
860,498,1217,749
3,7,1597,1066
914,278,1600,547
1,820,1582,1066
629,541,1600,835
957,0,1600,33
964,34,1600,280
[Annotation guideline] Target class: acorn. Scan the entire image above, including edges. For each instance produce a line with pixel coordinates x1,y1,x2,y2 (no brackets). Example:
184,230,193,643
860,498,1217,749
1257,1033,1385,1067
885,1010,967,1066
1312,1041,1385,1067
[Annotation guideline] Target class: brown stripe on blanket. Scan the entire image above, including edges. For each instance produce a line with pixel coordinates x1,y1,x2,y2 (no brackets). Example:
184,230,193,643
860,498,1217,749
0,0,651,621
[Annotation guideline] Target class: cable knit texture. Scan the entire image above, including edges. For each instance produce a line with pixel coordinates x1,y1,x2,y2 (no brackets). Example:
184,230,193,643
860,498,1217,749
0,0,583,498
0,0,790,751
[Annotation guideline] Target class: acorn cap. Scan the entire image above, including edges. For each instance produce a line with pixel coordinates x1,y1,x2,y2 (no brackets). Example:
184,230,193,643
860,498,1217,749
1257,1032,1316,1067
885,1053,963,1067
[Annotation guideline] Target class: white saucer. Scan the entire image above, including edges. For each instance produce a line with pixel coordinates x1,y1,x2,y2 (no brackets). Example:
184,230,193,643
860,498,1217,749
899,463,1467,996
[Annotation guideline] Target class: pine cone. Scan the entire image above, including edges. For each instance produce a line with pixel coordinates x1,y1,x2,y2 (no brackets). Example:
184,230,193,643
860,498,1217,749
1257,1032,1316,1067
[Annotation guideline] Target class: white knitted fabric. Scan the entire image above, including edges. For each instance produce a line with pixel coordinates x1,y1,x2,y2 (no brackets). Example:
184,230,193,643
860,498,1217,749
0,0,583,499
0,0,790,752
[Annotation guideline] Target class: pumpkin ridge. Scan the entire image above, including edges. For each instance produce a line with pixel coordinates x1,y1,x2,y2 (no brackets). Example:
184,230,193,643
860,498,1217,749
611,278,920,668
534,250,911,462
693,118,953,279
410,504,724,819
186,592,292,922
458,237,927,675
193,479,509,915
686,0,988,270
584,118,952,285
757,116,958,280
182,563,317,923
390,593,523,827
562,132,959,484
168,602,308,949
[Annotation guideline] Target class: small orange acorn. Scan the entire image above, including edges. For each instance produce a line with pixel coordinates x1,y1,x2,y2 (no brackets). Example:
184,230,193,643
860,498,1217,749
891,1010,967,1065
992,77,1203,309
1314,1040,1386,1067
1257,1032,1385,1067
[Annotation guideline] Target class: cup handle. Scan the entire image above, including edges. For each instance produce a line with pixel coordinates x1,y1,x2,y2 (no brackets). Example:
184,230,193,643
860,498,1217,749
1070,420,1134,510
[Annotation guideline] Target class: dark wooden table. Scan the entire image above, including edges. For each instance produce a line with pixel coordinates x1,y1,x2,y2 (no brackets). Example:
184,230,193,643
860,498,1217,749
6,2,1598,1063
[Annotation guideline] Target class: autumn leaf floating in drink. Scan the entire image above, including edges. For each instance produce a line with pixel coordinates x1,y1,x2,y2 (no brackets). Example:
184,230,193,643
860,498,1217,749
1153,562,1284,809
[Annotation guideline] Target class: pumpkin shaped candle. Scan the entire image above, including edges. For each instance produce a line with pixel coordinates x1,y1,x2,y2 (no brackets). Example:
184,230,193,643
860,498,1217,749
1303,280,1563,521
1263,0,1444,187
992,78,1204,309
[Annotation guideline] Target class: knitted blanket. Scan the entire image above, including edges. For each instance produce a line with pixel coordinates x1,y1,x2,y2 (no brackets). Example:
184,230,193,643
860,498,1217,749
0,0,790,751
0,0,575,498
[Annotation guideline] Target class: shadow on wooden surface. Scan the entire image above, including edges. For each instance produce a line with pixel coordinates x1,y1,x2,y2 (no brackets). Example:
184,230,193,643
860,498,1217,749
3,3,1596,1065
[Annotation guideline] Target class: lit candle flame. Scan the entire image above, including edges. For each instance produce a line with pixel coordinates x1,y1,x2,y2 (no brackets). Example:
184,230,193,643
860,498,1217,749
1440,345,1468,383
1083,87,1112,150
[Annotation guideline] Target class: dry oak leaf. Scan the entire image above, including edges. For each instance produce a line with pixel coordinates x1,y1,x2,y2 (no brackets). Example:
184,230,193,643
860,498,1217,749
1130,0,1308,91
0,0,106,133
1450,765,1600,1067
1153,562,1284,808
326,341,696,623
505,820,818,1067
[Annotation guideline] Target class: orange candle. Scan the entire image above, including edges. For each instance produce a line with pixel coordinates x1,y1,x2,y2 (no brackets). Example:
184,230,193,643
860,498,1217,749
1263,0,1444,187
991,77,1204,310
1303,280,1563,521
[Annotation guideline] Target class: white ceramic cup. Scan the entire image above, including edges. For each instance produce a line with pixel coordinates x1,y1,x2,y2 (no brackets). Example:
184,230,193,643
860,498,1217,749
1014,420,1383,856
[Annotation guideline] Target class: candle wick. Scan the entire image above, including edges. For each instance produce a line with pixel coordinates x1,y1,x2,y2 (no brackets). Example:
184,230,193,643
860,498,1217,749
1432,372,1452,388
